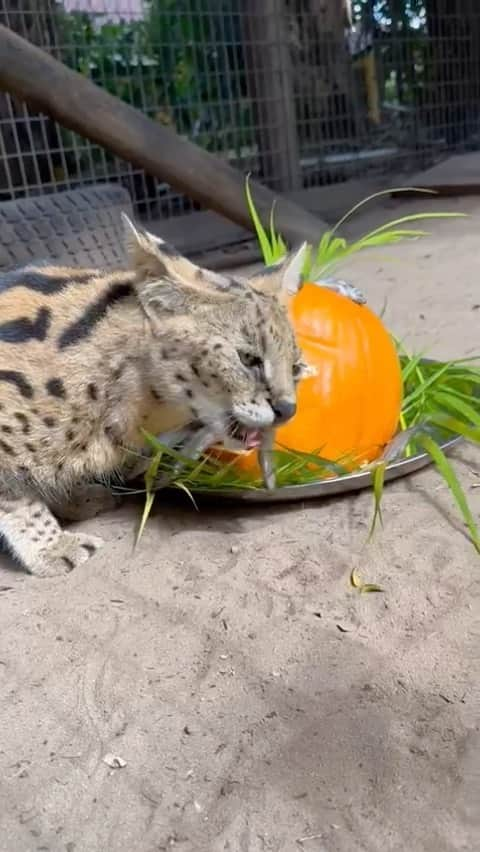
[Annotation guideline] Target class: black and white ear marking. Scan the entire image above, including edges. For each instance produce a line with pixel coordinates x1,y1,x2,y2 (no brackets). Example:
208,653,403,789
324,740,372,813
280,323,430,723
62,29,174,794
122,212,237,295
121,211,182,277
281,242,308,295
248,242,309,298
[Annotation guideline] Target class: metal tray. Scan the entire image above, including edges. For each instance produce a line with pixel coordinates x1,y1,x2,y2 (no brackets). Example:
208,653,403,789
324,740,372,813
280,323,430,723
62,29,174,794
191,433,462,504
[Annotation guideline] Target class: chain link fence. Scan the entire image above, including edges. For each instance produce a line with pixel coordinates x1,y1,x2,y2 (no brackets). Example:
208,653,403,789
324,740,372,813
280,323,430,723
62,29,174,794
1,0,480,224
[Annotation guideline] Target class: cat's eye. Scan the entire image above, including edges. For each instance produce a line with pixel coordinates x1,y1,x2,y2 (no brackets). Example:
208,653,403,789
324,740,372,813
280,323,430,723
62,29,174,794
238,350,263,372
293,362,306,380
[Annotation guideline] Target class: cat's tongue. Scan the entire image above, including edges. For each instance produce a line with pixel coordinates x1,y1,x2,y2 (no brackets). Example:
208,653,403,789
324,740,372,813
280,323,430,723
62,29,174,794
221,428,262,452
244,429,262,449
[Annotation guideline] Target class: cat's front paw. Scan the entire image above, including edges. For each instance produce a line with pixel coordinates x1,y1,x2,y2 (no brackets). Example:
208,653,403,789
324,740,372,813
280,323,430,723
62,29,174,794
33,531,104,577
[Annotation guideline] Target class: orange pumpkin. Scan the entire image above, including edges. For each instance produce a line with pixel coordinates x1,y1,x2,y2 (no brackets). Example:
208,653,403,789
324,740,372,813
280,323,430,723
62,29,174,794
213,283,403,477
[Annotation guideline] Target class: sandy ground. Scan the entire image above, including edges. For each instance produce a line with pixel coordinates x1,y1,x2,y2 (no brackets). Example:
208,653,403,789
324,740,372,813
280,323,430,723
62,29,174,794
1,194,480,852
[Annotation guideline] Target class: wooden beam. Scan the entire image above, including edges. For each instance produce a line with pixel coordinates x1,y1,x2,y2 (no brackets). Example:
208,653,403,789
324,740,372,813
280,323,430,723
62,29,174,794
242,0,301,192
0,25,328,245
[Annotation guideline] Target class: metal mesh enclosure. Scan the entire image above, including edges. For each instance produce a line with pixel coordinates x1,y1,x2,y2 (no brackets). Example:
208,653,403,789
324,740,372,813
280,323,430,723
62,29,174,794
1,0,480,223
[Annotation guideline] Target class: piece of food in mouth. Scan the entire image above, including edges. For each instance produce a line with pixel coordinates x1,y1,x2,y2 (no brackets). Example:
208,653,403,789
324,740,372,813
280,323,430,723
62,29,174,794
221,424,263,451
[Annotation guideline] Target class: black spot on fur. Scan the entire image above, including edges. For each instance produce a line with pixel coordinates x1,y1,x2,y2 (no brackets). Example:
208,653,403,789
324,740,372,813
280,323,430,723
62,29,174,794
191,365,200,378
87,383,98,401
186,389,193,398
46,378,66,399
213,343,222,350
0,439,15,456
175,373,187,383
13,411,32,435
1,425,12,434
66,429,75,442
0,267,93,296
104,425,115,441
43,416,57,428
57,282,133,349
61,556,75,571
0,370,34,398
112,362,125,380
150,387,162,401
0,307,51,344
25,443,37,454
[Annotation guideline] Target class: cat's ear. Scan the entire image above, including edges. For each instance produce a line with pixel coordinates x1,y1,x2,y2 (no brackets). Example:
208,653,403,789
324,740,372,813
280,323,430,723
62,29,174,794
248,243,308,298
122,212,198,281
122,214,236,318
122,212,238,293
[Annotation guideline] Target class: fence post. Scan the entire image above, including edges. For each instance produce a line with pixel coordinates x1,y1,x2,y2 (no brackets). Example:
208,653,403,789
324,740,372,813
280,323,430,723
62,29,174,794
242,0,302,192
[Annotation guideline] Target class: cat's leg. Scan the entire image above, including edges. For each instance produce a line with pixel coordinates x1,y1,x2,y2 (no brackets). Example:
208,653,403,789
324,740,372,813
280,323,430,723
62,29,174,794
0,492,103,577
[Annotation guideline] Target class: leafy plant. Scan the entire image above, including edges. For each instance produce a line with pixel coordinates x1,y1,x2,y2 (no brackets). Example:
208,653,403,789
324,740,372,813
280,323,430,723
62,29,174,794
55,2,252,160
245,179,463,276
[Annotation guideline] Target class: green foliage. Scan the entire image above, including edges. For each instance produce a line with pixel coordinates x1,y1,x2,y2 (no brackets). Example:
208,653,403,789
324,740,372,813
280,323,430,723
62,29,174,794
245,183,465,278
55,1,252,154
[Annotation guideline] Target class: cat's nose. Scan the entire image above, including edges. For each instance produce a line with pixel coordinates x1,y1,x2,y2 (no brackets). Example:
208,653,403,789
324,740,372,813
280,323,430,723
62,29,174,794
272,399,296,424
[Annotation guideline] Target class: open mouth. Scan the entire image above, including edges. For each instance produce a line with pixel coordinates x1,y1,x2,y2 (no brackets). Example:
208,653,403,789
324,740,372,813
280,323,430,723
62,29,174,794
221,419,263,451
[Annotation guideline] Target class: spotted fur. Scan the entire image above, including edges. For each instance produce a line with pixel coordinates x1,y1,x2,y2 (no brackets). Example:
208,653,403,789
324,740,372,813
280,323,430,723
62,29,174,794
0,216,309,576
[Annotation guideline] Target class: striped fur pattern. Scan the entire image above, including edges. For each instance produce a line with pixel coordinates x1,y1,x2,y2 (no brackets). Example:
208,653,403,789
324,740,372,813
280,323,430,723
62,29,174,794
0,215,309,576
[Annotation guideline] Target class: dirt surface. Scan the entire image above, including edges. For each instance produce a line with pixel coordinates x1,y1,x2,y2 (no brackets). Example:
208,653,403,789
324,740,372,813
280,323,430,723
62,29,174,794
1,195,480,852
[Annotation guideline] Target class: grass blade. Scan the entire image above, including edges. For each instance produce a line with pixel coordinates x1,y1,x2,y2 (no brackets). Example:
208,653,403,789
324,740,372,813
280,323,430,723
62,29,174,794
136,451,162,546
360,583,384,594
245,174,274,265
328,187,439,238
369,461,386,540
428,412,480,443
358,211,465,241
350,567,384,594
174,481,199,510
417,434,480,552
432,390,480,428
